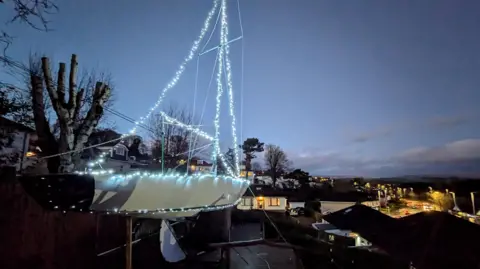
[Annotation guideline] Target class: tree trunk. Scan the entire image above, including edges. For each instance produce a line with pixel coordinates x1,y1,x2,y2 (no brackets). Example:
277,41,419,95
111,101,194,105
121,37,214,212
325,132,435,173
30,54,111,173
271,169,277,188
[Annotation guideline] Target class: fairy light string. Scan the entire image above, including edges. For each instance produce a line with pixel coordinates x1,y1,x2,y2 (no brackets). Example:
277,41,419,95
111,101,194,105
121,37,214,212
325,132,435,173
211,0,227,175
221,0,241,176
81,0,240,181
86,0,220,169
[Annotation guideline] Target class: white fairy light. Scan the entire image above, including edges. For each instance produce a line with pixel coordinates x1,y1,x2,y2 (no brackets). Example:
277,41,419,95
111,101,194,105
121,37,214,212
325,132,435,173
79,0,239,180
211,0,226,173
159,111,214,141
75,170,249,184
221,0,240,176
134,0,220,132
87,0,220,170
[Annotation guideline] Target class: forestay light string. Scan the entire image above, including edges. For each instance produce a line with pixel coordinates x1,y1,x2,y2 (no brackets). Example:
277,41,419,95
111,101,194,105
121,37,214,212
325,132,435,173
86,0,220,169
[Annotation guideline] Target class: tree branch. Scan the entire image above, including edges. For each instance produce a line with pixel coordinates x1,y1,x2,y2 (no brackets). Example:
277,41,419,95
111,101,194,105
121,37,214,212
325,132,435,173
67,54,77,112
30,74,58,171
74,82,110,151
72,87,84,124
41,56,58,104
57,61,66,106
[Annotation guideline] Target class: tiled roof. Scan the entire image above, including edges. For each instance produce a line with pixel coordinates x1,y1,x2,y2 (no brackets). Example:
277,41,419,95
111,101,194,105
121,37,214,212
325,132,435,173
323,205,480,269
0,116,35,133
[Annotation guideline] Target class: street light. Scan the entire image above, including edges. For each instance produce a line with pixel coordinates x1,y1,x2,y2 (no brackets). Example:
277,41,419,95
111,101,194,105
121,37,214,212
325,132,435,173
471,192,478,215
446,189,460,211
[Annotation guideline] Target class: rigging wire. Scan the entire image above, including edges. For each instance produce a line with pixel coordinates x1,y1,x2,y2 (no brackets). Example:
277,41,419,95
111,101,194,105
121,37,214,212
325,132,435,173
246,185,291,248
186,55,201,170
35,106,207,160
201,2,222,53
230,1,292,258
192,49,220,159
236,0,245,156
37,137,123,160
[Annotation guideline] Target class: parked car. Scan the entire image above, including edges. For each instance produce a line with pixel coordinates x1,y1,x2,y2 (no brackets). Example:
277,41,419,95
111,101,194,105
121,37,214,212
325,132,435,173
289,207,305,216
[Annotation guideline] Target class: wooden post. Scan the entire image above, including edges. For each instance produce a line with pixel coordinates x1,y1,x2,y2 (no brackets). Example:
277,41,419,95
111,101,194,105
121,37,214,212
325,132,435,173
125,216,133,269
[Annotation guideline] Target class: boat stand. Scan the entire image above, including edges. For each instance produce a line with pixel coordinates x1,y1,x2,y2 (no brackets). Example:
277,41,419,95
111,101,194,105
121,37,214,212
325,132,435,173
125,216,133,269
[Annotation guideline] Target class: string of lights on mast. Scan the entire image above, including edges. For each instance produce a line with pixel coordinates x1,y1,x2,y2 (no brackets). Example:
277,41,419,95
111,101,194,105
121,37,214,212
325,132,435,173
82,0,242,179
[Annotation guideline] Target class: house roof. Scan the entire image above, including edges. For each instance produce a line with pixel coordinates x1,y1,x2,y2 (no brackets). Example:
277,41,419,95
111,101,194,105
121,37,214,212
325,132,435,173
323,204,480,269
288,189,375,203
323,204,402,245
243,184,301,198
399,211,480,269
87,129,122,147
190,159,212,166
0,116,35,133
243,184,375,203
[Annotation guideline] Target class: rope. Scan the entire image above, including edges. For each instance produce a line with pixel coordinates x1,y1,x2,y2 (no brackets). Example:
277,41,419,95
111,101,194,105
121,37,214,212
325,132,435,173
201,2,222,53
186,55,201,170
176,142,212,159
246,186,291,247
237,0,245,155
38,137,123,160
190,49,220,166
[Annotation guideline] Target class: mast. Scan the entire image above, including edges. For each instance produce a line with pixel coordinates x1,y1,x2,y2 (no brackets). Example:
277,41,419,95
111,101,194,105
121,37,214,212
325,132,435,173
161,115,165,173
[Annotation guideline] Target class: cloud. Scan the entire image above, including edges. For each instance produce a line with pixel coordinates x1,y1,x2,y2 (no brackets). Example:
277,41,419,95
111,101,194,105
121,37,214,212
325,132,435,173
351,128,392,143
427,115,469,129
288,149,394,176
287,138,480,177
348,114,474,144
396,139,480,164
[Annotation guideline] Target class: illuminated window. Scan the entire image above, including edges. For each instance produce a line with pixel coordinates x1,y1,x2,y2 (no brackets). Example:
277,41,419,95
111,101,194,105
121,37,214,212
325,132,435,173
268,198,280,206
328,234,335,242
241,198,253,206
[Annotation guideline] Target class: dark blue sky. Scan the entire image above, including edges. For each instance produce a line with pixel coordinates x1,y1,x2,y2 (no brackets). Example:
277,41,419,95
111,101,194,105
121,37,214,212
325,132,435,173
2,0,480,177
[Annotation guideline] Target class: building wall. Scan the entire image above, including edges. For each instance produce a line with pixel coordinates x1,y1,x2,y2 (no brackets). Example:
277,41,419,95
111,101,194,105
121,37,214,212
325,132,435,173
290,201,357,213
239,199,376,213
237,196,287,211
191,165,212,173
0,130,35,171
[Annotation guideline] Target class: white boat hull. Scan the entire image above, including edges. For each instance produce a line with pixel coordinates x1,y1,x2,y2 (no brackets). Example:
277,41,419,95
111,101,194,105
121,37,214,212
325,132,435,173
91,172,250,219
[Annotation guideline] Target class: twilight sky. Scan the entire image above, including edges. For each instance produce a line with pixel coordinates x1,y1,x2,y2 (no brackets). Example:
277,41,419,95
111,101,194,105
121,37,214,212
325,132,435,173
2,0,480,177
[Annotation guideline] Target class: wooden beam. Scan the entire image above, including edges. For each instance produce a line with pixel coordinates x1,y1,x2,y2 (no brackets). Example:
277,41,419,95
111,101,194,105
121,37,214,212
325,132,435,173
125,216,132,269
208,239,332,256
208,238,265,248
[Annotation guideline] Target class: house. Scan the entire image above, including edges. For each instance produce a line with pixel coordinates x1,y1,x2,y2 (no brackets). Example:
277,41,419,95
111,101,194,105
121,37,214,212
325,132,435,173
237,184,289,211
238,184,379,213
85,133,149,162
288,191,379,214
320,228,371,248
238,163,254,180
323,204,480,269
79,132,151,171
0,117,39,171
189,158,213,173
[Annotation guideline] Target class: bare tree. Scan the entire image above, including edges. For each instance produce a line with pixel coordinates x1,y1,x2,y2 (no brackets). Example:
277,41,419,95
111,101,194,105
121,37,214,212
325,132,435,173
148,104,207,169
251,162,262,172
29,54,112,172
1,0,58,54
264,144,289,188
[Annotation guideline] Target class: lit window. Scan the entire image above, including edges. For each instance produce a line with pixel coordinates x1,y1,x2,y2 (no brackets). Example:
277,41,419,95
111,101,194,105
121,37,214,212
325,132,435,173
268,198,280,206
328,234,335,242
